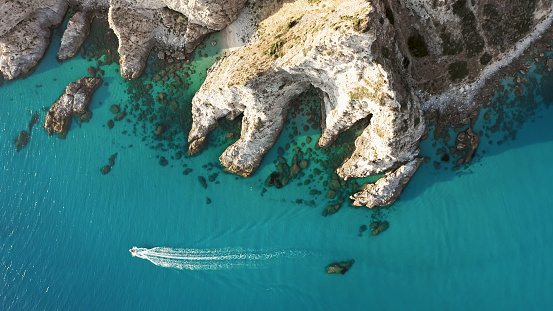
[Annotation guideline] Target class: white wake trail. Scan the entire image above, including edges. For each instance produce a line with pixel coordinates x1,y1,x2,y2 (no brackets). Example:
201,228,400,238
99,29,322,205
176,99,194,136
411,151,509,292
130,247,310,270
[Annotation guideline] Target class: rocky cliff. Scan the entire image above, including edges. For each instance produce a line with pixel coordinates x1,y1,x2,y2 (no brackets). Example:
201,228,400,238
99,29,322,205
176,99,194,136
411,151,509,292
188,0,553,208
0,0,246,80
2,0,552,209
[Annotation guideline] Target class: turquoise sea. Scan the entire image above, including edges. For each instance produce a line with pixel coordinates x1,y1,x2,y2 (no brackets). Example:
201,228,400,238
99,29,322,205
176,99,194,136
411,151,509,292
1,22,553,310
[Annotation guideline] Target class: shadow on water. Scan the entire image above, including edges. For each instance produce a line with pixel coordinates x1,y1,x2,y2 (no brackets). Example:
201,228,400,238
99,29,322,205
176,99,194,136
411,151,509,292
400,53,553,204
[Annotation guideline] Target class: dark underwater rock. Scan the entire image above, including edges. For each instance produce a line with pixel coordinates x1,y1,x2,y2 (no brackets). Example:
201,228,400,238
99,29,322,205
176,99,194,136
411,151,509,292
80,111,92,122
101,165,111,175
358,224,367,236
14,130,30,151
198,176,207,189
159,156,169,166
265,172,283,188
322,203,341,217
28,111,39,131
372,221,389,236
110,105,121,114
114,111,126,121
109,153,118,166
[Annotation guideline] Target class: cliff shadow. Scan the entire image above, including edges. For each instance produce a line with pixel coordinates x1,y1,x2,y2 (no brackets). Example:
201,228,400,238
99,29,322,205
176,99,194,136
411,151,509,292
398,59,553,205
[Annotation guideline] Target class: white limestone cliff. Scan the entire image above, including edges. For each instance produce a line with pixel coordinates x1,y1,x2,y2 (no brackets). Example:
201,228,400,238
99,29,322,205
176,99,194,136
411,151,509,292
0,0,246,80
188,0,426,207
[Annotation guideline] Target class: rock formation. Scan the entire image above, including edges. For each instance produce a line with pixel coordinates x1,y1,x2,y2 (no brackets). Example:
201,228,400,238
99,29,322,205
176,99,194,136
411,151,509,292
188,0,425,207
0,0,68,80
1,0,246,80
14,130,30,152
455,127,480,164
325,259,355,275
351,158,422,208
44,77,102,136
187,0,553,208
2,0,552,209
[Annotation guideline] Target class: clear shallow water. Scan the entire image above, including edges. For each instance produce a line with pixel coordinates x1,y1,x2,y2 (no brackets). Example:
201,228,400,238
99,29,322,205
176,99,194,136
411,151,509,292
1,28,553,310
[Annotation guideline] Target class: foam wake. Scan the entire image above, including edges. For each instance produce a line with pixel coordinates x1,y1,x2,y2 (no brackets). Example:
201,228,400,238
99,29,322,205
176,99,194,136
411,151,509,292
130,246,309,270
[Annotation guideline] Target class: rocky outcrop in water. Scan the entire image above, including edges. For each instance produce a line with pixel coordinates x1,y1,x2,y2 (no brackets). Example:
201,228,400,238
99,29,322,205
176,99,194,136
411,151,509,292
57,1,109,60
44,77,102,136
1,0,246,80
325,259,355,275
351,158,422,208
3,0,552,209
455,127,480,164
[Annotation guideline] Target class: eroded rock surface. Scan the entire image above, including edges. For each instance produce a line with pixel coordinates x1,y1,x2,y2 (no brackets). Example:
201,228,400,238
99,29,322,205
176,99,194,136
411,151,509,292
188,0,552,208
44,77,102,136
3,0,552,210
0,0,68,80
1,0,246,80
351,158,422,208
189,0,425,206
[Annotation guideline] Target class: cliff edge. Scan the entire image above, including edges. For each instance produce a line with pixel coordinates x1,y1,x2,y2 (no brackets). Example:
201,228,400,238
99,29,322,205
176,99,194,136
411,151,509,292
188,0,553,208
0,0,246,80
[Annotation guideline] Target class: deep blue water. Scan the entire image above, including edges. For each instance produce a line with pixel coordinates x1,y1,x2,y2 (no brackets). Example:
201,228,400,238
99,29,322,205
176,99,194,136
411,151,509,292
1,27,553,310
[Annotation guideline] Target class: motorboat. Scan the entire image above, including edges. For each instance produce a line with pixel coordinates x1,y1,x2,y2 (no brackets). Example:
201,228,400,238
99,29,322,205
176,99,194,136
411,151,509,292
129,246,147,257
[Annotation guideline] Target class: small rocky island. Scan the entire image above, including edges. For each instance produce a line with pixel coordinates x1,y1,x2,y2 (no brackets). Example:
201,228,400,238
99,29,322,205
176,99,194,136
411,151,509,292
326,259,355,275
44,77,102,137
2,0,553,209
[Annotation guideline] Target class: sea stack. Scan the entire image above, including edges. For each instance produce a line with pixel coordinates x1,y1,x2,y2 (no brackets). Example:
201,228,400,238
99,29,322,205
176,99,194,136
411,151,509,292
44,77,102,136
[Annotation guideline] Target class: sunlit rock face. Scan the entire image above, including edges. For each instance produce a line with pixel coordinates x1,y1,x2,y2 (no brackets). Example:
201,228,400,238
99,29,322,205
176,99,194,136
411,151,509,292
0,0,246,80
187,0,425,207
1,0,551,208
188,0,553,208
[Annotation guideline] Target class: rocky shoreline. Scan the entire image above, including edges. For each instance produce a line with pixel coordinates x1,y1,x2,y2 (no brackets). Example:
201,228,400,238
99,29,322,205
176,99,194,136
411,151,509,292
2,0,553,211
0,0,246,80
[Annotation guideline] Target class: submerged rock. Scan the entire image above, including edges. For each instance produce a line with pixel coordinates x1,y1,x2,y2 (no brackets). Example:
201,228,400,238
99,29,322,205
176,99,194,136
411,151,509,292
114,111,126,121
322,204,341,217
110,105,121,114
101,165,111,175
372,221,389,236
80,111,93,122
455,127,480,164
14,130,30,152
325,259,355,275
159,156,169,166
358,224,367,237
198,176,208,189
44,77,102,136
28,111,39,131
108,153,118,166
